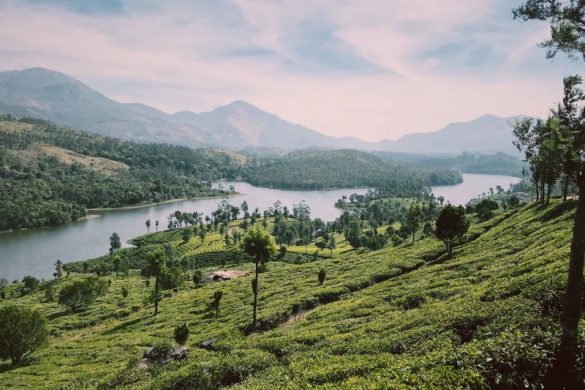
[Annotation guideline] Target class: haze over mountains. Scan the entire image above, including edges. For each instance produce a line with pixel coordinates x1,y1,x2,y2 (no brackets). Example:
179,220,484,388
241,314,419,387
0,68,519,154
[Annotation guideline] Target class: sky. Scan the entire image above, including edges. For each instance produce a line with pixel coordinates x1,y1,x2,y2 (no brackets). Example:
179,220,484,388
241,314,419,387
0,0,582,141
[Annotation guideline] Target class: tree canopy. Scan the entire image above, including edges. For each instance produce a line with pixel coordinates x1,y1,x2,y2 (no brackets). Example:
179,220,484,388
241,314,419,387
0,305,48,365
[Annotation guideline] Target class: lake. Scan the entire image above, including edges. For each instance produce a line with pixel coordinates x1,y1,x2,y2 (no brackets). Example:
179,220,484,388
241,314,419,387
0,174,520,281
0,181,369,281
431,173,521,206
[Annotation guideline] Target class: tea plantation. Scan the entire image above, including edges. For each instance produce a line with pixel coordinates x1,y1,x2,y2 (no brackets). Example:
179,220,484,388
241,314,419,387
0,200,578,389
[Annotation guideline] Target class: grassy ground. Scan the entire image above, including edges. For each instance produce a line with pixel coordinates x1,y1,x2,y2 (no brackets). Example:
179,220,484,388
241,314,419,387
0,200,578,389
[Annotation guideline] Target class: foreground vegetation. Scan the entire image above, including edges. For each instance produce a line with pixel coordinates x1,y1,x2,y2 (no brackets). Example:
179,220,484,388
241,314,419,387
0,199,579,388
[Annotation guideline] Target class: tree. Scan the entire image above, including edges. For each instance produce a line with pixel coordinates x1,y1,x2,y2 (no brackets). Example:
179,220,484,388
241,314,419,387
210,290,223,318
112,254,121,277
0,305,48,365
182,228,191,244
241,226,276,330
327,234,336,257
520,75,585,387
22,275,40,292
142,248,167,316
174,323,189,346
241,200,249,218
514,0,585,61
508,195,520,208
315,238,327,251
180,258,189,281
145,219,151,233
512,4,585,381
58,276,108,312
54,259,63,279
346,220,364,249
193,270,203,287
109,232,121,254
423,222,433,237
434,205,469,259
318,269,326,285
405,204,422,244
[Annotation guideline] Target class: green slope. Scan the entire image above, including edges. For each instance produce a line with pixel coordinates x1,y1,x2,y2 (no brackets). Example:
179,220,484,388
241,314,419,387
240,149,462,192
0,201,577,389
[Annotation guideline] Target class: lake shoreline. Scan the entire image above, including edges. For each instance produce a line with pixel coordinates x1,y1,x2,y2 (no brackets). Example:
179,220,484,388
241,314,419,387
0,193,239,234
87,192,239,213
0,175,518,281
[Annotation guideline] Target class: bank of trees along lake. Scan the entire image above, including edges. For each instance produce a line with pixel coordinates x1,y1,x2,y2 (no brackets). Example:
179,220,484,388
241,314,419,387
0,116,242,230
240,149,462,192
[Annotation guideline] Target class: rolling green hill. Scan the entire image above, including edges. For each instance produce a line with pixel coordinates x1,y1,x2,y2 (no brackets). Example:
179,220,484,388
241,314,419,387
0,200,577,389
0,116,242,230
241,149,462,194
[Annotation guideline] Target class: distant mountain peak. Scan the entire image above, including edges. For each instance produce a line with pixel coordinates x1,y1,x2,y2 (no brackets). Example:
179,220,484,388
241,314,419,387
0,67,521,154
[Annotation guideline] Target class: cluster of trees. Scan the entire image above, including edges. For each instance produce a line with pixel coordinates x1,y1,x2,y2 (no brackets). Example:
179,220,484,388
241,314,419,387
512,2,585,386
241,149,461,195
0,117,240,230
58,276,109,312
514,115,573,204
337,194,441,227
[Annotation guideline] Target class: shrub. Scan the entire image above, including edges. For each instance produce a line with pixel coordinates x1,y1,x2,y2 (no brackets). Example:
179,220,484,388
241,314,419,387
0,305,48,365
193,270,203,287
159,267,184,290
318,269,326,285
58,276,108,312
44,284,57,302
22,275,40,292
209,291,223,318
174,323,190,346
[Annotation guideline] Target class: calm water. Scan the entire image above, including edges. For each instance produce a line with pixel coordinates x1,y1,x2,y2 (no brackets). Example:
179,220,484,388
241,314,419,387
0,181,369,281
0,174,521,281
431,173,521,206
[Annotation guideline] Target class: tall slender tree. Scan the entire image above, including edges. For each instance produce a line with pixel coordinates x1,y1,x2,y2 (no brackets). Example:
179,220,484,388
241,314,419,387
142,248,167,316
241,226,276,330
405,204,422,244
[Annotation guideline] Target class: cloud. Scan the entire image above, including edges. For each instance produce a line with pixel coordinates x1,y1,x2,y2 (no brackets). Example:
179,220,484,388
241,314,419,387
0,0,581,141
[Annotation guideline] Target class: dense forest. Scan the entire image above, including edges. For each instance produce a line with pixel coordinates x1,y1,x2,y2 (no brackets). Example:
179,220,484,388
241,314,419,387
374,151,525,177
0,116,241,230
240,149,462,195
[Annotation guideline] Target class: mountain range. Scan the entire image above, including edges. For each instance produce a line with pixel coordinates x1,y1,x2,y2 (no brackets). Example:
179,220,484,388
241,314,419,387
0,67,520,154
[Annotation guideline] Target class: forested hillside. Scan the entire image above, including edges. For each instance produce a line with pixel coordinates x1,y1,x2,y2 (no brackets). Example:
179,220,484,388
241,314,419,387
0,200,577,388
0,116,241,230
241,149,462,195
374,151,525,177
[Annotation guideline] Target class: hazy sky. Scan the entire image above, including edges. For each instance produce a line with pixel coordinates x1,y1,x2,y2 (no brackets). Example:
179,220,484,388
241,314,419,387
0,0,582,141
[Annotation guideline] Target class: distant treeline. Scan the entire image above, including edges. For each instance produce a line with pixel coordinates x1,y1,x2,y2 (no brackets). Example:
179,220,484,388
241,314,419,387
373,151,525,177
240,149,462,196
0,116,240,230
